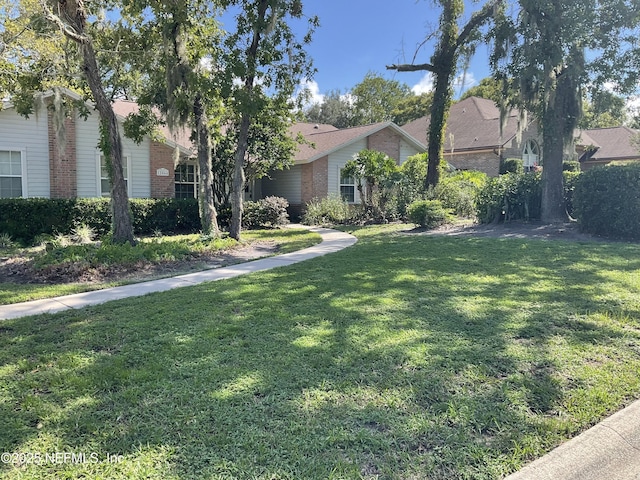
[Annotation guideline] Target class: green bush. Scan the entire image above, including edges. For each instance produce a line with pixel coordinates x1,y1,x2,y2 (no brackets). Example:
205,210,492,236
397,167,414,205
500,158,524,174
573,163,640,239
563,171,581,218
477,172,582,223
242,196,289,229
407,200,453,229
476,173,542,223
429,171,487,217
563,161,581,172
0,198,201,245
0,198,76,245
302,195,354,226
130,198,200,234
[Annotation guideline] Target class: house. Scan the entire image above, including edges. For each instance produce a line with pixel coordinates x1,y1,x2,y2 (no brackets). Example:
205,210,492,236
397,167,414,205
0,88,194,200
402,96,542,176
259,121,426,215
402,96,640,175
576,126,640,169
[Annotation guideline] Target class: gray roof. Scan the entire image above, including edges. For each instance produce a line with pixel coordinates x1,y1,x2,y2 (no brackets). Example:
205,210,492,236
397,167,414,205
402,96,521,151
579,126,640,161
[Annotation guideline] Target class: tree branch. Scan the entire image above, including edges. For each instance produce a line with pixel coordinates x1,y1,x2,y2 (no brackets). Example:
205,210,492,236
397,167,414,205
456,0,503,49
38,0,88,44
386,63,435,73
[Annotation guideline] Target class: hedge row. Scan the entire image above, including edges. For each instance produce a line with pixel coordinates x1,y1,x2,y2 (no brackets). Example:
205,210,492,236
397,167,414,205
0,196,291,245
573,163,640,239
476,171,580,224
0,198,200,245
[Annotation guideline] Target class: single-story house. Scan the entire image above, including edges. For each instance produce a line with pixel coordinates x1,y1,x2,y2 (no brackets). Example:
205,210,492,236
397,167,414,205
575,126,640,169
0,89,427,211
402,96,640,175
259,121,426,215
0,88,194,200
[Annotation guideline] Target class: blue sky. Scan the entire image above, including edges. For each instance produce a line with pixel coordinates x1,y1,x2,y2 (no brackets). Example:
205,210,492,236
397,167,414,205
293,0,493,103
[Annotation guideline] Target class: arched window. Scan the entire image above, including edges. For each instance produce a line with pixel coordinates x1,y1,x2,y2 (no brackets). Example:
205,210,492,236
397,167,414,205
522,139,541,171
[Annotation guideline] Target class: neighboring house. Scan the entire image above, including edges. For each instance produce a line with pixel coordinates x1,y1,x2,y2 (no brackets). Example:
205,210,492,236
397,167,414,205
402,96,542,176
0,88,194,200
259,121,426,215
402,96,640,175
576,126,640,169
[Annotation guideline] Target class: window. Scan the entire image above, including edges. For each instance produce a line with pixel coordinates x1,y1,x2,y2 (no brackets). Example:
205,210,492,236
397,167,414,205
522,139,542,171
339,168,355,203
0,150,24,198
98,154,129,197
175,163,197,199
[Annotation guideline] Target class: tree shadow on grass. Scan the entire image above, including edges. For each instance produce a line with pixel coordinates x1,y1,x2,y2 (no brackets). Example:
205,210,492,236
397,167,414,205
1,234,640,479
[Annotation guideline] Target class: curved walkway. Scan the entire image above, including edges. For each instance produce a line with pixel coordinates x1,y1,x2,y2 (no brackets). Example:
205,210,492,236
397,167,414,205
0,226,356,321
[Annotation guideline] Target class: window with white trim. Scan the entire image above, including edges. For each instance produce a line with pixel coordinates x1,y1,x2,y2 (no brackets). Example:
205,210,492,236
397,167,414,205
522,139,542,171
175,163,198,199
339,168,356,203
0,150,24,198
98,154,129,197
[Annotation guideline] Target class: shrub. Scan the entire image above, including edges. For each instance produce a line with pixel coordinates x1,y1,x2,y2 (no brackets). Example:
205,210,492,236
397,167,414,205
0,198,202,245
302,195,353,226
130,198,200,234
563,161,581,172
500,158,524,174
242,196,289,229
428,171,487,218
573,163,640,239
407,199,453,229
72,224,96,244
476,173,542,223
563,171,581,218
0,233,14,249
0,198,76,245
476,171,582,223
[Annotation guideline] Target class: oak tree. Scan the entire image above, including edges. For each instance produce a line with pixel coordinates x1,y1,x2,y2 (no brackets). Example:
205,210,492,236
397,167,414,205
493,0,640,222
387,0,504,188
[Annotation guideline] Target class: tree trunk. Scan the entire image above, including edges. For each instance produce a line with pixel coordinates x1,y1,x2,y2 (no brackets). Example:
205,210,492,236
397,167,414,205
42,0,135,244
194,95,220,237
540,105,566,223
81,43,135,244
230,114,249,240
425,60,455,189
540,67,579,223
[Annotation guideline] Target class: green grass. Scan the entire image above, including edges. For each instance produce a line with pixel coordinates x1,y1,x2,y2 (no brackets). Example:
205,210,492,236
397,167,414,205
1,224,640,479
0,229,320,306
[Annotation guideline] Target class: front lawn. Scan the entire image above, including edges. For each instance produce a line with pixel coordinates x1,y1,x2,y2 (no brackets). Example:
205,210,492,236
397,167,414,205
0,228,321,306
1,224,640,479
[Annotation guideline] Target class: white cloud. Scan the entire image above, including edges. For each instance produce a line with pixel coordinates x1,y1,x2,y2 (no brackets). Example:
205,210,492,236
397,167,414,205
412,73,434,95
411,72,478,95
454,72,477,92
295,79,324,107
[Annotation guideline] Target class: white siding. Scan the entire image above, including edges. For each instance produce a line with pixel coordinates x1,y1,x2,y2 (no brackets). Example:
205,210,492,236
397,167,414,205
75,112,100,197
0,106,50,197
75,111,151,198
327,139,367,200
399,140,421,165
124,136,150,198
261,166,302,204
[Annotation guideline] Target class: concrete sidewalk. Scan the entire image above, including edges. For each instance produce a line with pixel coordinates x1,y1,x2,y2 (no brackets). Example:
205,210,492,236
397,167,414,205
505,399,640,480
0,226,356,321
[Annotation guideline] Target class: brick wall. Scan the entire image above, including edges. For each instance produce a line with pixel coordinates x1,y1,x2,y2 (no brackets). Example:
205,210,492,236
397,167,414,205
150,142,176,198
301,155,328,204
446,151,500,177
367,128,401,162
48,109,77,198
